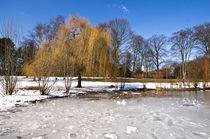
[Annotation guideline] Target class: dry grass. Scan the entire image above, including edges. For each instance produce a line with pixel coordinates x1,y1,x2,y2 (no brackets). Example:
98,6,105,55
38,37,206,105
82,78,210,83
82,78,209,83
111,91,167,99
82,78,177,83
158,87,209,91
19,86,44,91
84,90,167,99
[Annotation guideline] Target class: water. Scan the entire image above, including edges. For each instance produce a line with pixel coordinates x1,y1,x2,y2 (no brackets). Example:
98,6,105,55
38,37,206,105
0,91,210,139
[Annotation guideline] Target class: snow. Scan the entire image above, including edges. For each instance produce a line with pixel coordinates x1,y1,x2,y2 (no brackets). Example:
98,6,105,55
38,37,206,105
116,99,127,105
32,136,44,139
0,91,210,138
125,126,138,134
104,132,118,139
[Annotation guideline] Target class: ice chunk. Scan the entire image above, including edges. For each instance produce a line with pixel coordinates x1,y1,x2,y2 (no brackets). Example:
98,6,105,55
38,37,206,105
32,136,44,139
116,100,127,105
125,126,138,134
104,132,118,139
68,125,74,130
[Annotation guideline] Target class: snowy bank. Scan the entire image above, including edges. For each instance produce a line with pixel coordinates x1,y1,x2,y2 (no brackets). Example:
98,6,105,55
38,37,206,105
0,76,209,111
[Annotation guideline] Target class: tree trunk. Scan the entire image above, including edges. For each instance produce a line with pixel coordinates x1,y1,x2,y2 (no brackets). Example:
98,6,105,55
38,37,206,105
33,76,36,81
77,73,82,88
156,55,159,71
133,55,136,72
133,60,136,72
157,64,159,71
115,49,119,67
182,61,186,81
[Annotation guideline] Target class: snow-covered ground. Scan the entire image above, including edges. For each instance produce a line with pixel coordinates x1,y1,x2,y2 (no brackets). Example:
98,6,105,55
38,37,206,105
0,76,208,111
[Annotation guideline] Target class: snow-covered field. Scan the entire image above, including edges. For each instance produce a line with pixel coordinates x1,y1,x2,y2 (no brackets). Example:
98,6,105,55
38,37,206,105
0,76,208,111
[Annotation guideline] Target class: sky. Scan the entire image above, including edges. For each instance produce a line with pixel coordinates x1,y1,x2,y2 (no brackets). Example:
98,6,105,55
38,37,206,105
1,0,210,39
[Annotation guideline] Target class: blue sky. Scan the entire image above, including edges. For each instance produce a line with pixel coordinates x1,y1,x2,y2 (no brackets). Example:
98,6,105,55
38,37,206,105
1,0,210,39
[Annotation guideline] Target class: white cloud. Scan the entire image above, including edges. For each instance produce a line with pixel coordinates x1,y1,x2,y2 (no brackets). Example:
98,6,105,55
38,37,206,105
121,5,128,13
107,4,128,13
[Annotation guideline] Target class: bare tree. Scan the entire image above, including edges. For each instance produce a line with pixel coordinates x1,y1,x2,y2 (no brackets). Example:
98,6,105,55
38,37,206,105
19,38,37,64
0,18,21,95
193,23,210,58
143,42,154,77
117,50,132,90
170,29,195,80
27,16,65,50
148,34,167,71
108,18,132,70
129,35,144,72
120,50,132,77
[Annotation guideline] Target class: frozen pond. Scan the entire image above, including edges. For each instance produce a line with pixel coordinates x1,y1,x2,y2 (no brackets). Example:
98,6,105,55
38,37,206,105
0,91,210,139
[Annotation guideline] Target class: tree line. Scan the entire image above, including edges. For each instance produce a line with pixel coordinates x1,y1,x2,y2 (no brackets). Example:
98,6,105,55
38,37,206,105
0,15,210,94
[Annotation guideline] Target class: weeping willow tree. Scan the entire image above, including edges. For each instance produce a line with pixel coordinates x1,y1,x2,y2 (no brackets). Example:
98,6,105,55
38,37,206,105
68,17,91,87
67,16,113,87
85,26,112,77
23,16,114,89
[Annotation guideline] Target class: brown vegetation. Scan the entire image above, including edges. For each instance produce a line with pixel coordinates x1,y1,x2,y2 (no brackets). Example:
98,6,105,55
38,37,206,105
112,91,167,99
